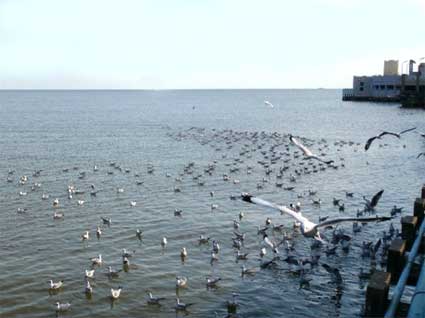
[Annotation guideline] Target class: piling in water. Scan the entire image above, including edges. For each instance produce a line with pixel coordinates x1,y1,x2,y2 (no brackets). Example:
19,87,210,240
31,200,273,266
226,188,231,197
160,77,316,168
366,271,391,317
387,238,406,282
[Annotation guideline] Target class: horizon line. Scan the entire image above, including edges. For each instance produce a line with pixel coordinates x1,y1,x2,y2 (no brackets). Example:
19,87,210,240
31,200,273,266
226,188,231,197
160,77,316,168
0,87,343,91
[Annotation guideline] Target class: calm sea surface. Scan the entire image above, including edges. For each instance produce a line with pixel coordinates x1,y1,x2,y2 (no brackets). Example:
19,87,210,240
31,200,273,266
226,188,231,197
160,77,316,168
0,89,424,318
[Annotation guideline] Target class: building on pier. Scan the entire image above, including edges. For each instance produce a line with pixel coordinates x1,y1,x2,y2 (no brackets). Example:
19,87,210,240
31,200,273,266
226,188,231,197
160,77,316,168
342,59,425,107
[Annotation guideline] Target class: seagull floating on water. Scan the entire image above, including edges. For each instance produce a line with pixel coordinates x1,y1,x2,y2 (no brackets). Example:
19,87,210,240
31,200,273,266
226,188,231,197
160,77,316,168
111,286,122,299
176,276,188,288
146,291,165,305
55,302,71,312
49,280,64,290
175,297,194,311
85,269,95,278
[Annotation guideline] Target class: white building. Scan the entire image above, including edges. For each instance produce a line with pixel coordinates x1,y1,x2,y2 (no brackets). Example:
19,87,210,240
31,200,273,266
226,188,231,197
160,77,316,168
343,60,425,102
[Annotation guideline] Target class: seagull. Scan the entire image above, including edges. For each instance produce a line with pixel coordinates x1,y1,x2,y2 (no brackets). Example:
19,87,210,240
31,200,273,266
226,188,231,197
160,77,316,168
417,153,425,159
55,302,71,312
176,276,188,288
101,217,111,226
322,263,343,284
85,269,95,278
236,250,249,260
263,234,280,253
241,193,391,239
53,212,64,219
364,127,416,151
198,235,210,244
175,297,194,311
181,247,188,259
122,249,135,258
107,266,122,278
363,190,384,211
289,135,334,164
111,286,122,299
81,231,89,241
212,240,220,253
226,293,239,313
96,227,102,238
241,265,257,276
84,279,93,294
264,100,274,108
206,276,221,288
260,247,267,258
49,280,64,290
161,237,167,248
91,254,102,266
146,291,165,305
136,229,143,240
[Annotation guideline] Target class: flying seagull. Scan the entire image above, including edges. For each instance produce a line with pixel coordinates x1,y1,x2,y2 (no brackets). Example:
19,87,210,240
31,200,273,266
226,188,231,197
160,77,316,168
264,100,274,108
365,127,416,151
241,193,391,240
363,190,384,211
289,135,334,164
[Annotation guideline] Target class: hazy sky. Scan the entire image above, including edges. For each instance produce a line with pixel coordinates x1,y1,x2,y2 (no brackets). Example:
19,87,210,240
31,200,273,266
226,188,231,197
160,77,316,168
0,0,424,89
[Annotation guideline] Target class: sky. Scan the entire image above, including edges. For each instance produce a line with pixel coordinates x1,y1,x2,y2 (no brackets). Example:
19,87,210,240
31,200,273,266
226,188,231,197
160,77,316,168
0,0,424,89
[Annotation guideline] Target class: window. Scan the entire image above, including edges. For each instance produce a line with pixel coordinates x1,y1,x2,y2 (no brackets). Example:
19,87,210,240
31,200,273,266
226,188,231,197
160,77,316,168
360,81,364,86
359,87,364,91
380,85,385,90
374,85,379,90
387,85,394,90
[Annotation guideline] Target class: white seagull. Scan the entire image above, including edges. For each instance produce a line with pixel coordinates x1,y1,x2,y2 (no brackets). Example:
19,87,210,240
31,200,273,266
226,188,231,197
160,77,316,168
49,280,64,290
55,302,71,312
289,135,334,164
111,286,122,299
264,100,274,108
85,269,95,278
176,276,188,288
241,193,391,240
91,254,102,266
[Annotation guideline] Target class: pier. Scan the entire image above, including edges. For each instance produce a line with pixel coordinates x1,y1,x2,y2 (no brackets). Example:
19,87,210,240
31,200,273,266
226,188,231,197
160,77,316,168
365,186,425,317
342,59,425,108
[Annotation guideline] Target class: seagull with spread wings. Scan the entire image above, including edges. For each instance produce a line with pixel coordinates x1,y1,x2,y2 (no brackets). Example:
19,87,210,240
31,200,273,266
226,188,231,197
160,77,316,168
364,127,416,151
241,193,391,240
289,135,334,164
363,190,384,211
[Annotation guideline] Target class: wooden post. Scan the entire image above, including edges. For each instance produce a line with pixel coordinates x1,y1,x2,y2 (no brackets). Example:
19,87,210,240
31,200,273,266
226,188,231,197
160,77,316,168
387,238,406,282
414,198,425,229
365,271,391,316
401,216,417,251
421,184,425,199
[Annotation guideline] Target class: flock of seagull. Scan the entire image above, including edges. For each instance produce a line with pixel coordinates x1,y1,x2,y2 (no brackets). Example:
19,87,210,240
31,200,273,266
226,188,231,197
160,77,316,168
5,122,423,317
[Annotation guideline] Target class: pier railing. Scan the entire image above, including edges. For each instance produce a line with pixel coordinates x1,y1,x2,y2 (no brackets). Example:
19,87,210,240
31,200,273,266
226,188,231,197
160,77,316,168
365,186,425,317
